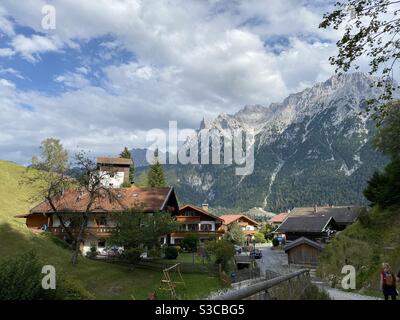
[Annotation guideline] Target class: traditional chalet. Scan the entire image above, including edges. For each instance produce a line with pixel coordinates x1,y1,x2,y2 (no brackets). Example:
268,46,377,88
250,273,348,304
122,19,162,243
268,212,289,228
168,204,224,245
16,186,179,255
96,156,133,188
219,214,260,241
275,215,338,242
284,237,324,266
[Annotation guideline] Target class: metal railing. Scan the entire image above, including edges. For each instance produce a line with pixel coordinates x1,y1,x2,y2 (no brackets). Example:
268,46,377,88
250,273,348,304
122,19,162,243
211,269,310,300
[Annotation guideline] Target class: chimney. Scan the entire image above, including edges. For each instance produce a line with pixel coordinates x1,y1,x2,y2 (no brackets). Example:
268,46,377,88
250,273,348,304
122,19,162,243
202,204,209,212
313,205,317,213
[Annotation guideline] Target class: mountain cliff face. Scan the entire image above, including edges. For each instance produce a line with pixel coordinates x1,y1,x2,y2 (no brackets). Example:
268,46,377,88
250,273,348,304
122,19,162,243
141,73,389,212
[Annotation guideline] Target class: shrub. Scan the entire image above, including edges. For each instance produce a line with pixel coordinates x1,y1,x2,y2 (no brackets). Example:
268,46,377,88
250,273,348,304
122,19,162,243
121,248,143,265
175,245,182,253
205,240,235,272
254,231,266,243
0,251,92,300
55,277,94,300
272,238,280,247
182,233,199,252
147,248,162,258
165,246,178,260
358,208,372,227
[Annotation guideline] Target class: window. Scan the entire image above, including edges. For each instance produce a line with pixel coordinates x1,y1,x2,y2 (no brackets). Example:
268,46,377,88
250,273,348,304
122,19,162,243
96,217,108,226
178,224,187,231
183,210,196,217
200,224,212,231
187,224,199,231
98,239,106,248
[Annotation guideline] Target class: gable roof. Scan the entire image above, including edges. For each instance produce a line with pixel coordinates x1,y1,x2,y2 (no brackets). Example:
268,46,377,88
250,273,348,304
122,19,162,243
179,204,222,222
284,237,324,252
290,206,361,224
96,157,133,166
219,214,259,226
269,212,289,223
276,215,337,233
27,186,178,215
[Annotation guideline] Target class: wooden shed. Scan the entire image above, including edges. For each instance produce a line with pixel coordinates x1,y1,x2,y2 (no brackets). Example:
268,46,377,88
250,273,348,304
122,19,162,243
283,237,324,266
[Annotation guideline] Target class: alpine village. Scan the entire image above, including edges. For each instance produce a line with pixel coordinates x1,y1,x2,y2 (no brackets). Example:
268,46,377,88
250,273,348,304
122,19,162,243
1,0,400,303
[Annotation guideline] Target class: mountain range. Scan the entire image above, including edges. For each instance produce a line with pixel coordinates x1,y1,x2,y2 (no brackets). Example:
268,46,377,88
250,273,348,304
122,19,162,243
135,73,389,212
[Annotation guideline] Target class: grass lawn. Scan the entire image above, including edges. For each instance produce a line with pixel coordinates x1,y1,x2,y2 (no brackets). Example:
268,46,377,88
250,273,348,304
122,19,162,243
0,160,222,300
177,252,209,264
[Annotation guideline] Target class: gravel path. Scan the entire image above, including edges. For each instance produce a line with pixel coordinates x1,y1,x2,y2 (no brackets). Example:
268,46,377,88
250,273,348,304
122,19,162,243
312,281,382,300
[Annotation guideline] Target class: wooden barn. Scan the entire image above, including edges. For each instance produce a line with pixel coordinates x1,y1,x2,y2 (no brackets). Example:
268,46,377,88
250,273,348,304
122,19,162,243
284,237,324,266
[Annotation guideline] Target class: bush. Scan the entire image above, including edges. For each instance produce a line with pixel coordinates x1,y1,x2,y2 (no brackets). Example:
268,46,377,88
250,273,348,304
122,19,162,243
254,231,266,243
358,208,372,227
0,251,92,300
182,233,199,252
147,248,162,258
121,248,143,265
272,238,280,247
205,240,235,272
165,246,178,260
55,277,94,300
175,245,182,253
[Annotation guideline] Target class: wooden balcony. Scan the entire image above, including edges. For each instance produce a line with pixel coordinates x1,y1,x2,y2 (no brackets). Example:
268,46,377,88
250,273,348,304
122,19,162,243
171,230,223,238
48,226,115,237
175,216,201,223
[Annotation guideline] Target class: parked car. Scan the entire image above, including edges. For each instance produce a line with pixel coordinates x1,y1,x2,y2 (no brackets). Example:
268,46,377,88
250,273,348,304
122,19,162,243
105,246,123,257
250,249,262,259
234,245,242,254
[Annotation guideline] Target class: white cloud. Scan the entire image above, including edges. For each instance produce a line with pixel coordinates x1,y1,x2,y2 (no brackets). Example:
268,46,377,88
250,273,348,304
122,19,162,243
0,0,345,164
11,34,63,62
0,47,14,57
0,78,15,88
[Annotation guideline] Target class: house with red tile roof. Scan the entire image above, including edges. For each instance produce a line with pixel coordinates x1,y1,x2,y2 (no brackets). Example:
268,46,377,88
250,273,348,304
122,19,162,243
268,212,289,228
16,186,179,255
169,204,224,244
219,214,260,241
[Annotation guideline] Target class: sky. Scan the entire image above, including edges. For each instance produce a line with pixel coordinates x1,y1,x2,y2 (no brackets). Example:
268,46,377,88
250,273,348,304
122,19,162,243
0,0,343,165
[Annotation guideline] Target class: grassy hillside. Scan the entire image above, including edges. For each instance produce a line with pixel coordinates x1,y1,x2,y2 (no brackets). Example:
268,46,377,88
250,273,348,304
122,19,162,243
0,160,221,300
317,206,400,297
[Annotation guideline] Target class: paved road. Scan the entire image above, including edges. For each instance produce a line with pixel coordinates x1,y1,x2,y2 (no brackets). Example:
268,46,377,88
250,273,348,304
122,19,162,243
255,243,299,275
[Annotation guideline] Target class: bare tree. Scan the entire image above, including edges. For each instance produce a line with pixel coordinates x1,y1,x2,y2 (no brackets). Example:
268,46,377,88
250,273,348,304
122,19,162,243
23,140,123,265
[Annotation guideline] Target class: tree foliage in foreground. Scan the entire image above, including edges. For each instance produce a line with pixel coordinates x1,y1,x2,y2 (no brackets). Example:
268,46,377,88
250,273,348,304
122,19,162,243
364,101,400,207
320,0,400,117
0,252,92,300
109,207,179,265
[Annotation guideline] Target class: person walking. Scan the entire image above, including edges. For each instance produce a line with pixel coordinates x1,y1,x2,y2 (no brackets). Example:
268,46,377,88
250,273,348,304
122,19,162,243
380,263,398,300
